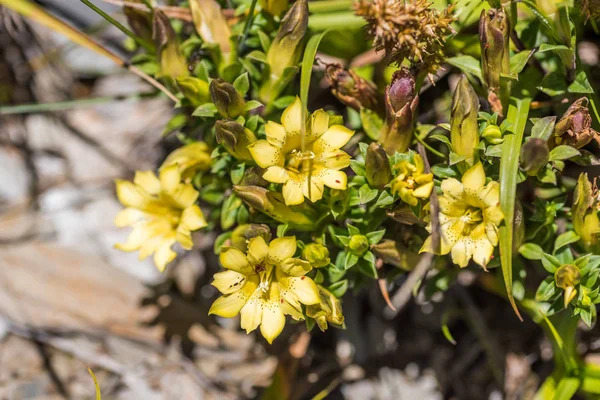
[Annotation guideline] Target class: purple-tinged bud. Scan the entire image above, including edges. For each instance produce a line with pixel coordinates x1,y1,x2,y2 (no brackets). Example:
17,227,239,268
553,97,600,149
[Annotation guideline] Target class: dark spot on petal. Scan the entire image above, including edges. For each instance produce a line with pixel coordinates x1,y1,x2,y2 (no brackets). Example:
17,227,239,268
301,276,305,280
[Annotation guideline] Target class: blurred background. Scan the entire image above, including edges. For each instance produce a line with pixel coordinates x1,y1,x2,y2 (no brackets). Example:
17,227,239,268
1,1,600,399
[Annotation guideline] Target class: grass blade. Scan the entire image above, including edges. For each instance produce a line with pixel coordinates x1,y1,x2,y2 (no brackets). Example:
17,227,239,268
498,97,531,321
88,368,102,400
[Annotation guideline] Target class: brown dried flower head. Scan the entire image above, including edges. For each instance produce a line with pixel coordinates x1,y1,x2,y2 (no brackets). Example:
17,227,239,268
355,0,455,75
578,0,600,21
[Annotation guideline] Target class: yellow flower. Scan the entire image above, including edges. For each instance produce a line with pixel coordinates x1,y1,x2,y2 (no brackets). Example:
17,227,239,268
160,142,212,182
209,236,320,343
420,163,503,268
114,165,207,271
306,285,344,331
248,97,354,205
390,154,434,206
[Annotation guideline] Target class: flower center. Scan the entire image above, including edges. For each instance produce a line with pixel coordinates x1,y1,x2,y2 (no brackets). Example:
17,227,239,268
285,149,315,172
406,176,416,189
254,263,274,293
459,207,483,234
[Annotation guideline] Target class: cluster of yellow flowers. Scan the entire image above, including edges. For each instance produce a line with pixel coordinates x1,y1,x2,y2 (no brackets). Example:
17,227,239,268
112,98,505,342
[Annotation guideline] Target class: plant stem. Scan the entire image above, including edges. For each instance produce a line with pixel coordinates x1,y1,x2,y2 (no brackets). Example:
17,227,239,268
238,0,259,54
307,12,364,31
80,0,154,52
308,0,354,14
415,133,445,159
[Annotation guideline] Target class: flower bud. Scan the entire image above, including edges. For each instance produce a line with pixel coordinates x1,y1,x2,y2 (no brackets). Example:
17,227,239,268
365,143,392,189
371,239,419,271
482,125,503,144
176,77,210,107
152,10,189,78
302,243,330,268
572,173,600,253
553,97,600,149
210,79,246,118
230,224,272,252
306,285,344,331
520,138,549,176
555,264,581,308
325,64,379,112
380,68,419,154
240,166,269,186
259,0,289,17
215,120,257,161
189,0,232,55
390,154,434,206
233,185,317,230
348,235,369,256
479,8,510,116
450,75,480,166
123,1,153,43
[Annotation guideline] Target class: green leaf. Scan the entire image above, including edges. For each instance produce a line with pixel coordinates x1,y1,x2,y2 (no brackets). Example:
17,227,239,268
273,96,295,109
221,195,242,229
499,97,531,320
549,145,580,161
230,163,245,185
300,30,329,113
257,30,271,52
429,134,452,149
375,191,394,208
277,223,290,238
360,107,384,140
357,184,378,204
446,55,483,82
366,229,386,245
246,50,267,63
347,224,360,236
535,277,557,302
509,50,535,77
553,231,580,253
553,378,580,400
357,252,377,278
431,165,458,179
519,243,545,260
214,232,232,254
350,160,366,176
192,103,218,118
344,251,359,269
538,71,567,97
233,72,250,95
542,253,561,273
531,116,556,141
568,70,595,94
336,235,350,246
244,100,263,112
161,113,187,137
449,152,467,166
328,280,348,298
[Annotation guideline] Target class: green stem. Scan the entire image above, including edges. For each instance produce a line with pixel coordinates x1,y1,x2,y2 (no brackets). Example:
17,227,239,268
238,0,259,54
80,0,154,52
415,133,445,159
308,0,354,14
0,94,149,115
307,12,364,31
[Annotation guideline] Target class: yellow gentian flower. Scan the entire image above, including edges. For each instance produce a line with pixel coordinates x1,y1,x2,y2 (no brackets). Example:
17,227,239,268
209,236,320,343
114,165,207,271
420,163,503,268
248,97,354,205
160,141,212,182
390,154,434,206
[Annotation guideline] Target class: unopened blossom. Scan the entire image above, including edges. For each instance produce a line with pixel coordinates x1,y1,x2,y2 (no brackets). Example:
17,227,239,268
420,163,503,268
209,236,320,343
248,97,354,205
390,154,434,206
115,166,207,271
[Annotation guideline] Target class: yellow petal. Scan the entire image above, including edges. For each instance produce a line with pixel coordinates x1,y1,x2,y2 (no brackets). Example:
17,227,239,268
283,276,319,305
441,178,464,199
319,169,347,190
486,222,500,246
260,305,285,344
484,205,504,226
478,181,501,208
115,224,152,252
170,183,200,208
302,176,324,203
280,258,312,276
311,109,330,137
181,205,207,231
262,166,289,183
209,292,247,318
138,234,164,259
240,290,263,333
212,270,247,294
462,162,486,193
314,125,354,151
134,171,161,194
248,140,283,168
265,121,286,147
319,150,351,169
412,181,434,199
248,236,269,265
450,239,471,268
153,237,177,271
115,180,148,208
175,227,193,250
220,247,252,274
160,164,182,193
419,234,452,256
282,179,304,205
281,96,303,134
268,236,297,264
114,208,145,227
472,235,494,268
440,216,466,248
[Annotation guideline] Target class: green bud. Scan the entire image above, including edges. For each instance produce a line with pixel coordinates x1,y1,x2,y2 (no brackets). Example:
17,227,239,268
450,75,480,166
479,8,510,116
573,173,600,253
381,68,418,154
482,125,503,144
189,0,232,55
371,239,419,271
240,166,269,186
302,243,330,268
553,97,600,149
259,0,289,17
176,77,210,107
348,235,369,256
325,64,379,112
520,138,549,176
233,185,317,230
215,119,257,161
555,264,581,308
365,143,392,189
152,10,189,78
305,285,344,331
230,224,272,252
210,79,246,118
